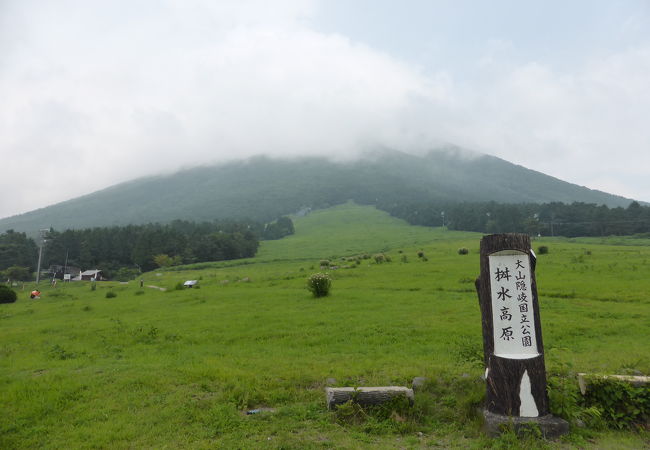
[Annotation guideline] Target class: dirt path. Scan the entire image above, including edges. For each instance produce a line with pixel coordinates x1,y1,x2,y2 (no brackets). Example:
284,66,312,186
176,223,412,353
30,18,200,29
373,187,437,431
147,285,167,291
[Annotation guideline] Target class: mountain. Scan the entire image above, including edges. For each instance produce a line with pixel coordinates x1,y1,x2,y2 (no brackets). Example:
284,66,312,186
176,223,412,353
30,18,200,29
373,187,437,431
0,148,635,234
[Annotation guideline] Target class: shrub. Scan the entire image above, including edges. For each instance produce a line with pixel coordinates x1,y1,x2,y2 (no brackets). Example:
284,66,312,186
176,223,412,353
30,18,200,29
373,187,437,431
547,374,602,428
582,376,650,429
307,273,331,298
105,290,117,299
319,259,330,268
113,267,140,282
373,253,386,264
0,284,17,304
458,247,469,255
538,246,549,255
417,250,425,258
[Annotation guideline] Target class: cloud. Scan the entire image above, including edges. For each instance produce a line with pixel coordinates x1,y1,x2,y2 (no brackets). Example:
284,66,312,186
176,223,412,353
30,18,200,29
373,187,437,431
0,0,460,218
1,0,649,219
449,44,650,200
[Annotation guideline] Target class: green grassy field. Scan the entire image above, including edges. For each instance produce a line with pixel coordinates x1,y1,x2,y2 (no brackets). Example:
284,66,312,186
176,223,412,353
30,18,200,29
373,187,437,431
1,203,649,448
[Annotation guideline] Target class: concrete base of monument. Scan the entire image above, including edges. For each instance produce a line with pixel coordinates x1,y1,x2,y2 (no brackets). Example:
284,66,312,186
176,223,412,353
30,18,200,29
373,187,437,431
482,410,570,438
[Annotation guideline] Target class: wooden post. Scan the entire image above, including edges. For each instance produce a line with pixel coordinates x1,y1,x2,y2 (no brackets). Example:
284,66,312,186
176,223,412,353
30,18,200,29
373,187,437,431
475,233,549,417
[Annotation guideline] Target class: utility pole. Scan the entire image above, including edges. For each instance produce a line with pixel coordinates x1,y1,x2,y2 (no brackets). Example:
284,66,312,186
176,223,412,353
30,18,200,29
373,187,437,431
550,214,555,237
35,229,48,284
441,211,445,228
63,249,69,278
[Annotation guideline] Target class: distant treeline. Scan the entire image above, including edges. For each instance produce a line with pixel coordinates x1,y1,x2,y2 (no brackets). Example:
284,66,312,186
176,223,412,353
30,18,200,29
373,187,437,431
378,200,650,237
0,217,294,280
0,230,38,275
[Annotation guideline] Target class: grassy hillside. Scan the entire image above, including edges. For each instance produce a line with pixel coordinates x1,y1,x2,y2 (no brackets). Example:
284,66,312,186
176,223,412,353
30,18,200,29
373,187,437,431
0,148,634,235
255,202,473,262
1,204,648,448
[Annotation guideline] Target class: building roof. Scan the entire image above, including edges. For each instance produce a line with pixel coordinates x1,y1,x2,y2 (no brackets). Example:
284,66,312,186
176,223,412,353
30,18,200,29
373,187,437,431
80,269,102,276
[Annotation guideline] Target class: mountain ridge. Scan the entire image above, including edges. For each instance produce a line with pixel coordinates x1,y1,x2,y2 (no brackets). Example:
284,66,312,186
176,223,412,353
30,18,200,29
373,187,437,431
0,148,635,235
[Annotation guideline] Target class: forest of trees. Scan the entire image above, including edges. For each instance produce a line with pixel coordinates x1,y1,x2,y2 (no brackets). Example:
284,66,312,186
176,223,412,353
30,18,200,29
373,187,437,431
0,230,38,279
3,197,650,282
377,199,650,237
0,217,295,281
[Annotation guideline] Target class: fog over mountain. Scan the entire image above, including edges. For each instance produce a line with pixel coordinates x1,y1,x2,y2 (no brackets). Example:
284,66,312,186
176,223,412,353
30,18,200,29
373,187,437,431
1,1,649,219
0,149,634,235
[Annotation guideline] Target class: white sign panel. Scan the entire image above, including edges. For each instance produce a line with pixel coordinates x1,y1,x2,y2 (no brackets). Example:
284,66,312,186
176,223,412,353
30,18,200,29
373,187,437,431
489,250,539,359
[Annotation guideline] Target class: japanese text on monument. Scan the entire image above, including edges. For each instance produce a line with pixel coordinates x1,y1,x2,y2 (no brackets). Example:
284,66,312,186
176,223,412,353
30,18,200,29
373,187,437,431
488,251,539,358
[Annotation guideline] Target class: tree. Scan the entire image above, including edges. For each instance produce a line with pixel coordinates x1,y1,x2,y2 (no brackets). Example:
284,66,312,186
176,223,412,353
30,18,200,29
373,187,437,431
153,254,173,268
263,216,295,240
0,230,38,271
3,266,32,282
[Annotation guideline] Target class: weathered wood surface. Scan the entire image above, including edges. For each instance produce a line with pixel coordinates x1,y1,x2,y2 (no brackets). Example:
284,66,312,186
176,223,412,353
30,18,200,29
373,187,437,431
325,387,414,410
475,233,550,417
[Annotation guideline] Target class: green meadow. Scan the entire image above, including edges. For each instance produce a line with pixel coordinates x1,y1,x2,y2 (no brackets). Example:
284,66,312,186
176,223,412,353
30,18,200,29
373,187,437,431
1,203,649,448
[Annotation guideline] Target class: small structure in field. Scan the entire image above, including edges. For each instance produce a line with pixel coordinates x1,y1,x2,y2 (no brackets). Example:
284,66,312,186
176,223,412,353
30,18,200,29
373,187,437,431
183,280,198,288
80,269,104,281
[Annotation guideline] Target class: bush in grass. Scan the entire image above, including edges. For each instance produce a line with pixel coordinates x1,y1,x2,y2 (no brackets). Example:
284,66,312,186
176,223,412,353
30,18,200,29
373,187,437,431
582,376,650,429
319,259,330,268
458,247,469,255
417,250,425,258
373,253,386,264
113,267,140,282
0,284,17,304
105,290,117,299
538,246,549,255
307,273,331,297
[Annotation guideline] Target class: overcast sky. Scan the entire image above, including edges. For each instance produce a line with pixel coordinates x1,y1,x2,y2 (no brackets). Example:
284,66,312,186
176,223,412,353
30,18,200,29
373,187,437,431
1,0,649,219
